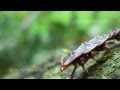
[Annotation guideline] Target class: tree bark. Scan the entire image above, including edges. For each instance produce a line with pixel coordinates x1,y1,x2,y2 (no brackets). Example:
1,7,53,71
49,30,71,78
85,46,120,79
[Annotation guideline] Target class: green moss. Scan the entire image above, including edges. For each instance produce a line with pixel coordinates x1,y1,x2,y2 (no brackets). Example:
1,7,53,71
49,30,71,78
87,47,120,79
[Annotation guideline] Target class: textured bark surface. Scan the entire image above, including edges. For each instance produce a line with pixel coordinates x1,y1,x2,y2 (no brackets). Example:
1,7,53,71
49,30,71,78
86,46,120,79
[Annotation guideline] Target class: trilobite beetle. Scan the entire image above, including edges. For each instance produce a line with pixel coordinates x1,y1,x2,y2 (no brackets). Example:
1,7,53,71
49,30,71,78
60,28,120,79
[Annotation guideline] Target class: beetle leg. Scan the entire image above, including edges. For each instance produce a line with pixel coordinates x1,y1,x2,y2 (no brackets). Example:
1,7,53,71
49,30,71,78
81,64,90,75
103,44,111,55
91,51,98,60
70,63,77,79
91,51,96,58
104,44,110,50
77,60,90,75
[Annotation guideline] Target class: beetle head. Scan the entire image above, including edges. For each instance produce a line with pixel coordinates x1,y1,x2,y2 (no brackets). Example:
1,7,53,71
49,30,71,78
60,57,68,71
60,65,68,71
60,51,75,71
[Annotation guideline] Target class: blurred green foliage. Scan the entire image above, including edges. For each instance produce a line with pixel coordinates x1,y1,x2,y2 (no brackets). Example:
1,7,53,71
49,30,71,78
0,11,120,78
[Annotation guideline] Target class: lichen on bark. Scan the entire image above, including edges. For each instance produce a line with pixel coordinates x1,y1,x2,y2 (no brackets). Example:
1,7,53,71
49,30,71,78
86,46,120,79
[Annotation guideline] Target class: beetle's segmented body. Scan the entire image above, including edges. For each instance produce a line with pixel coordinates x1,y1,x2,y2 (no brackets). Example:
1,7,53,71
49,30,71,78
60,28,120,79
